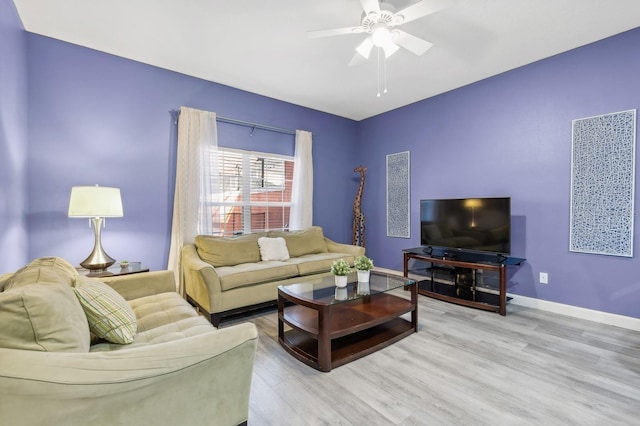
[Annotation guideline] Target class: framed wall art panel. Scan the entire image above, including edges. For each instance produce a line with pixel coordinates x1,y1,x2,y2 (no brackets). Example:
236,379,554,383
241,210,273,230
386,151,410,238
569,109,636,257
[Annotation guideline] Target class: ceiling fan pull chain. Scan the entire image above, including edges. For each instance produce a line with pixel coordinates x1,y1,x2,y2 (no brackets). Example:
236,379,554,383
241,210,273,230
377,47,381,97
384,51,388,94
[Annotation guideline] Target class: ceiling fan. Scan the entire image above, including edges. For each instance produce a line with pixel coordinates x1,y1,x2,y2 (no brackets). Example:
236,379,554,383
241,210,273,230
308,0,443,66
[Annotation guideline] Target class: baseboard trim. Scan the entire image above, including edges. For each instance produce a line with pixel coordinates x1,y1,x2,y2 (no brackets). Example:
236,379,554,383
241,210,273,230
378,268,640,331
508,294,640,331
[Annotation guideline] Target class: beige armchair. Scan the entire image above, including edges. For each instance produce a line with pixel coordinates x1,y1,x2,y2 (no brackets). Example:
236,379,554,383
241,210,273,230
0,259,258,426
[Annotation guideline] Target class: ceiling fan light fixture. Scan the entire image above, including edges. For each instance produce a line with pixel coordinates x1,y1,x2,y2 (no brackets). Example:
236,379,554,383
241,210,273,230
309,0,437,67
371,24,391,47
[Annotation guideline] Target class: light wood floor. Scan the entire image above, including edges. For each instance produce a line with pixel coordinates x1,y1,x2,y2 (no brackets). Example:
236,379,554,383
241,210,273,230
237,292,640,426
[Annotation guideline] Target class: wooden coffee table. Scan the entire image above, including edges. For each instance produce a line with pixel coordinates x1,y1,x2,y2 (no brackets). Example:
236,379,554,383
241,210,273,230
277,271,417,372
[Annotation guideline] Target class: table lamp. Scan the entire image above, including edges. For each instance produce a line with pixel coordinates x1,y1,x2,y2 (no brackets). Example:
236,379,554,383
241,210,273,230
68,185,123,270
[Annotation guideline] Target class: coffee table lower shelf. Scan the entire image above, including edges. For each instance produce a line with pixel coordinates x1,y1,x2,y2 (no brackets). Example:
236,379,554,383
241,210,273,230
279,317,414,372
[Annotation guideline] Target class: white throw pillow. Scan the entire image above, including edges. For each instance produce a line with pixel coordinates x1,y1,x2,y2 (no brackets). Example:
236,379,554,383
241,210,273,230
258,237,290,261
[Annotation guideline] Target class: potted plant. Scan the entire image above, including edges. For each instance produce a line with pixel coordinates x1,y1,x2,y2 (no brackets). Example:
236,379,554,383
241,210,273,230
354,255,374,284
330,259,351,288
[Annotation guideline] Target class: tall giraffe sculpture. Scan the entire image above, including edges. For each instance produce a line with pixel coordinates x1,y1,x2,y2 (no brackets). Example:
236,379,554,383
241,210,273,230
352,165,367,247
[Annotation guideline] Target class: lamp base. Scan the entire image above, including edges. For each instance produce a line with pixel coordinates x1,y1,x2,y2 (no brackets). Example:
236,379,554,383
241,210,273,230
80,217,117,271
80,255,116,271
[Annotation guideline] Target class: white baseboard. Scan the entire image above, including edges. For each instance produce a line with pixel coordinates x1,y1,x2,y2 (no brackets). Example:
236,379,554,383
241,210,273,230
508,294,640,331
378,268,640,331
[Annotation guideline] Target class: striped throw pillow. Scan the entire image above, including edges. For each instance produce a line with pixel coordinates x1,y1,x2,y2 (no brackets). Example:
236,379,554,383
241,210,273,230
73,276,137,344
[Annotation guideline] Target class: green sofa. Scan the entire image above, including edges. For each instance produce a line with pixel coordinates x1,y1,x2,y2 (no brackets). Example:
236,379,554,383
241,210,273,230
0,257,257,426
183,226,365,326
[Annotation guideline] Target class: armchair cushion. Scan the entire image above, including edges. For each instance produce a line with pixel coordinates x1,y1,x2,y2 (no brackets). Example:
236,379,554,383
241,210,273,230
73,276,137,344
0,282,90,352
90,292,213,351
4,257,77,291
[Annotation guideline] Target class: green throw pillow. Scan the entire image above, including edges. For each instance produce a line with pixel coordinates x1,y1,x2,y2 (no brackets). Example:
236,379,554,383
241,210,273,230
73,276,137,344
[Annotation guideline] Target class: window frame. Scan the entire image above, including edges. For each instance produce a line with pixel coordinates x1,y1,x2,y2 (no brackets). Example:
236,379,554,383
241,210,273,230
205,146,294,235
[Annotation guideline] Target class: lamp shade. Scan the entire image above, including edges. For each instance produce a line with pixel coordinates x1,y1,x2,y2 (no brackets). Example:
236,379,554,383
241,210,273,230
68,186,123,218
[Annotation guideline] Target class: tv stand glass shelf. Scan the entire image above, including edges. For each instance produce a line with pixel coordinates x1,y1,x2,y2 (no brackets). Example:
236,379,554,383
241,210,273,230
403,247,525,316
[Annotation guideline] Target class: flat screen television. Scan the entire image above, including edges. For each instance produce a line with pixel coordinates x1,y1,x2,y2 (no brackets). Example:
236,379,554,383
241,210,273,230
420,197,511,256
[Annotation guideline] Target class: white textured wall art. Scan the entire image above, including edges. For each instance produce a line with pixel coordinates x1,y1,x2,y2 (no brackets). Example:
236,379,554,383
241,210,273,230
570,109,636,257
386,151,410,238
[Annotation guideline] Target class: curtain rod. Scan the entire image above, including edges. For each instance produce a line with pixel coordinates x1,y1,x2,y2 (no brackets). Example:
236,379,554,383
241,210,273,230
170,109,296,136
217,115,296,136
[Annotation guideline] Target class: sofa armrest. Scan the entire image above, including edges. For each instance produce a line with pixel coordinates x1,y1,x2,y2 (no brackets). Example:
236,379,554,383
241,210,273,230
183,244,223,313
325,237,366,257
0,322,258,426
97,270,175,301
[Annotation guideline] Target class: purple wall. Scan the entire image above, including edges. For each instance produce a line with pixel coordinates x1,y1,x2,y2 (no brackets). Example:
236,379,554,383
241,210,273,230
0,0,28,272
359,27,640,319
25,34,358,273
4,13,639,319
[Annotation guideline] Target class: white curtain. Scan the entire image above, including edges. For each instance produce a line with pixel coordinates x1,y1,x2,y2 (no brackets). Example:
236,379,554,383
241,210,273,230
289,130,313,230
167,106,218,293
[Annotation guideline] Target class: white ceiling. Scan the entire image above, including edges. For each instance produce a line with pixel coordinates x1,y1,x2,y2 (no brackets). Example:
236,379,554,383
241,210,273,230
13,0,640,121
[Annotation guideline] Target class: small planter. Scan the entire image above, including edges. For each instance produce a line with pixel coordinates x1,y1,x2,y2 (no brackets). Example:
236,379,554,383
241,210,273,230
331,259,351,288
334,274,348,288
354,256,374,287
357,269,370,283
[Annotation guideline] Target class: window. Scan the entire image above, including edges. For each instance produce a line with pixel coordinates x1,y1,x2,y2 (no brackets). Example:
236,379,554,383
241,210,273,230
205,147,294,236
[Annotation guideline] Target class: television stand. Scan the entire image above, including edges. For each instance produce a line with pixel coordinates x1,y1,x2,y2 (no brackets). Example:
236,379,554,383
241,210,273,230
402,248,525,316
442,250,458,259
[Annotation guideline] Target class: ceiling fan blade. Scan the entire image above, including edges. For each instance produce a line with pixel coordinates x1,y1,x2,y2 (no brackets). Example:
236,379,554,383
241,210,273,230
393,0,447,24
393,30,433,55
307,26,364,38
360,0,380,16
355,37,374,59
382,40,400,58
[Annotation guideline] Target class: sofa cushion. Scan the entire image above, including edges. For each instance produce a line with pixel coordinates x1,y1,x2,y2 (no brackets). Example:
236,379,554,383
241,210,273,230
268,226,328,257
73,276,137,344
0,282,90,352
4,256,78,291
195,233,263,267
217,262,299,291
258,237,290,261
286,252,357,276
90,292,213,351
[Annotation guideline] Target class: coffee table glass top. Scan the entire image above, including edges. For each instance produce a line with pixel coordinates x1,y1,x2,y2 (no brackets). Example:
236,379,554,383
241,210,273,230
278,271,415,306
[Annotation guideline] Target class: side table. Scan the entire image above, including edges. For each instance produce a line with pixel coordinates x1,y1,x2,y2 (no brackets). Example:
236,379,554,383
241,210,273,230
77,262,149,278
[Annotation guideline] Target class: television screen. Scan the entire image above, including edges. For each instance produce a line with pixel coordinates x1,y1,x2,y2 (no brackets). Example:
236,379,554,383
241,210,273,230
420,197,511,255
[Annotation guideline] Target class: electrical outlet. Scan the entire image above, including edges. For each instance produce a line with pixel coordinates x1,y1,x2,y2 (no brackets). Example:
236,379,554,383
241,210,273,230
539,272,548,284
